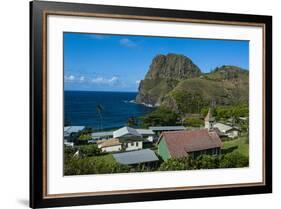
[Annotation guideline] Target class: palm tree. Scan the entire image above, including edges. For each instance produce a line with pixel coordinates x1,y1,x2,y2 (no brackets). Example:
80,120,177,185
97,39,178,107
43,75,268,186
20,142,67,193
96,104,104,131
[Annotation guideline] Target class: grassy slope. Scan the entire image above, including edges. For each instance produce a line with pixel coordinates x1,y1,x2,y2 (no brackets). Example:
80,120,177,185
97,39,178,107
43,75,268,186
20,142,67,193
222,136,249,157
171,77,227,100
87,154,117,166
160,66,249,111
139,78,179,104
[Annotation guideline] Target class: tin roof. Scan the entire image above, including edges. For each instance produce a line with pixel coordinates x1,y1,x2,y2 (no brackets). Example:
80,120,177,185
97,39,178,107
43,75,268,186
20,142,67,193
160,129,222,158
214,122,239,132
113,149,159,165
97,138,121,148
64,126,85,137
136,129,155,135
149,126,186,131
91,131,113,138
113,126,142,138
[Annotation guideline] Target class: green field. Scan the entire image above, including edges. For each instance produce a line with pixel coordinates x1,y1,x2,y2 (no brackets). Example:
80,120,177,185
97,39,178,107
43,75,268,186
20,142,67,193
222,136,249,157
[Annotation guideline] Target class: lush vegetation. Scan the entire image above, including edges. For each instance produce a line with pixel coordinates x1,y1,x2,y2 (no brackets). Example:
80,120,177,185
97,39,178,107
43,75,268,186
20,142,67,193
78,144,101,157
222,136,249,157
64,136,249,175
64,154,130,175
64,145,160,175
201,105,248,120
78,134,92,141
159,151,248,171
170,90,206,114
137,53,249,111
183,117,204,127
140,106,179,128
127,117,138,127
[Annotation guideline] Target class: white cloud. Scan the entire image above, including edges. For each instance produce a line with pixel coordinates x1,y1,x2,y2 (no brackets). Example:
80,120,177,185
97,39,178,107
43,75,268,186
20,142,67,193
91,76,120,85
64,75,76,82
119,38,137,47
109,76,119,83
64,74,123,88
136,80,141,85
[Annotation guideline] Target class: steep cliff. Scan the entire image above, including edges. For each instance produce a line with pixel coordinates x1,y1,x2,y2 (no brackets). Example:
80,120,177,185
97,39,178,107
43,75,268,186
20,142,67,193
135,54,201,106
136,54,249,113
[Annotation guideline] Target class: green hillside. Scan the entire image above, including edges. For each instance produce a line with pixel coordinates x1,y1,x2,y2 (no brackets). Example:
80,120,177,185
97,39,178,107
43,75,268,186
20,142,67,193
136,54,249,114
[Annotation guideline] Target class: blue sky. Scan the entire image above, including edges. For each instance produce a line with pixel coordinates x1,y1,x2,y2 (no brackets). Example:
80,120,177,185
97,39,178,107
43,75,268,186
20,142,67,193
64,33,249,92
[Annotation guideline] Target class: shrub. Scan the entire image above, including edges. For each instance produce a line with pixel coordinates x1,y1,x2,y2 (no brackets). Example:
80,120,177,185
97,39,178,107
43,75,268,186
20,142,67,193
171,91,205,114
64,156,130,175
184,117,204,127
140,106,179,128
159,158,187,171
78,134,92,141
220,151,249,168
79,144,101,157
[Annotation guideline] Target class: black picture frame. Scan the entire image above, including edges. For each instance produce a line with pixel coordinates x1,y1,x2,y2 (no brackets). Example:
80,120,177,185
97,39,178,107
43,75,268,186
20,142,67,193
30,1,272,208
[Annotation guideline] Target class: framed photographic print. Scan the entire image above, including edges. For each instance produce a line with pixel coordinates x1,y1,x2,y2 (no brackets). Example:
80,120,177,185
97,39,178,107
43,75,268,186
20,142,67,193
30,0,272,208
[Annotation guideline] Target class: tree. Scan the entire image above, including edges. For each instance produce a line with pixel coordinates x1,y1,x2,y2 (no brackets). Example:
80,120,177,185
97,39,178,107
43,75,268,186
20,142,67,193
64,145,76,161
96,104,104,130
79,144,101,157
78,134,92,141
127,117,137,127
140,107,179,128
184,118,204,127
171,90,206,114
159,158,187,171
64,155,130,175
219,151,248,168
196,155,220,169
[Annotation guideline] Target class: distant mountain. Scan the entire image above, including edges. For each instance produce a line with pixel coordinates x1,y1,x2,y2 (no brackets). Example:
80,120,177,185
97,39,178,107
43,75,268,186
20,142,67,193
135,54,201,106
136,54,249,113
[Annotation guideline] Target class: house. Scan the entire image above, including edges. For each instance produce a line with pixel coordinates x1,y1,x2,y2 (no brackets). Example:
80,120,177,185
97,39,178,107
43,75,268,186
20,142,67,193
136,129,156,142
157,129,222,161
204,108,240,138
113,126,142,138
97,138,122,153
90,131,113,141
149,126,186,136
113,126,144,151
113,149,159,166
64,126,85,138
213,123,240,138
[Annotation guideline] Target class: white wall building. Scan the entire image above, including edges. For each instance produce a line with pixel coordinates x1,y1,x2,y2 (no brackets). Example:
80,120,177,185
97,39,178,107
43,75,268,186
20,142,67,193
213,123,240,138
125,141,143,151
113,126,144,151
97,138,122,153
204,108,240,138
136,129,155,142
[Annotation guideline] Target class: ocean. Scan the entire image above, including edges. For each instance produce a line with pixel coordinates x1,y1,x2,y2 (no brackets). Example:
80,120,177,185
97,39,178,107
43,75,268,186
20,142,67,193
64,91,153,130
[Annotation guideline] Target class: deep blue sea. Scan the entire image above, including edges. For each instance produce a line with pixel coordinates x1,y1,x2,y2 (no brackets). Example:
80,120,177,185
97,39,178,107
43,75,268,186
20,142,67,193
64,91,153,130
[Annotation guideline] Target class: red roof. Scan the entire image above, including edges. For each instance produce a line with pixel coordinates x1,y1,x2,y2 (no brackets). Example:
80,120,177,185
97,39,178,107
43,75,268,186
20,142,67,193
160,129,222,158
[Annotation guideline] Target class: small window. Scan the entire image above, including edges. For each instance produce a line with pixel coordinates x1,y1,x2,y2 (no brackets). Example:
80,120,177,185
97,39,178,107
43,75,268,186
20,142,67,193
136,142,138,146
130,142,134,146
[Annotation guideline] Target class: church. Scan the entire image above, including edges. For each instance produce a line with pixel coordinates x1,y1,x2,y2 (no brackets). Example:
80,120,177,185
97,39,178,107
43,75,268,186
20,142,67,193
157,109,223,161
